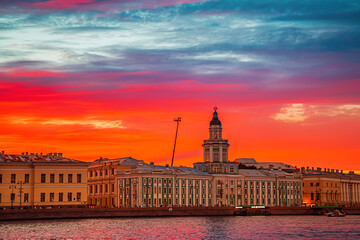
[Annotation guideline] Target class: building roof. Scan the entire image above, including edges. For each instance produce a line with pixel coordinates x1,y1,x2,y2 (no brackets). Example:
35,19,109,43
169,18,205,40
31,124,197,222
0,152,88,165
302,170,360,180
238,169,298,178
117,161,212,176
236,158,296,171
92,157,143,165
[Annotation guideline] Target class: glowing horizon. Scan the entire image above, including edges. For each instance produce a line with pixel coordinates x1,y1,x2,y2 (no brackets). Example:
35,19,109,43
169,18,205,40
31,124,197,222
0,0,359,171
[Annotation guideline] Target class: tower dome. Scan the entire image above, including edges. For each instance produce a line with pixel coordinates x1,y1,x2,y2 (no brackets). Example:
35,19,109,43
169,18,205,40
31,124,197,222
210,107,221,126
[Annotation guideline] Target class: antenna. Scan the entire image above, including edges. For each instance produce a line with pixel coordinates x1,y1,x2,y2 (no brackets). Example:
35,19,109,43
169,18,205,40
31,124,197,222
171,117,181,167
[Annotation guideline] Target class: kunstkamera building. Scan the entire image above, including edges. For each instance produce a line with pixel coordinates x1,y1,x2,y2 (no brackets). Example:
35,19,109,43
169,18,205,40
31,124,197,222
114,108,303,207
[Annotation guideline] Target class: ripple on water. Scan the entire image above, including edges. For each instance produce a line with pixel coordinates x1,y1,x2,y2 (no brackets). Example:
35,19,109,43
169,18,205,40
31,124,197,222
1,215,360,239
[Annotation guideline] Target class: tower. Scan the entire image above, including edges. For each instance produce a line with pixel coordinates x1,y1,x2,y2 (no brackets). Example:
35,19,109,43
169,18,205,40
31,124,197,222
202,107,229,163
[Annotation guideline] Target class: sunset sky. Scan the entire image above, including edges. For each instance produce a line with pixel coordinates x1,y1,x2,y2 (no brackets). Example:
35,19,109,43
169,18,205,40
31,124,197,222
0,0,359,171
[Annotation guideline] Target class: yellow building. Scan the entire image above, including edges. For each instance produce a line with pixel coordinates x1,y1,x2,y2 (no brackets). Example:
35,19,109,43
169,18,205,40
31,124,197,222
87,157,140,207
0,151,89,208
302,168,360,207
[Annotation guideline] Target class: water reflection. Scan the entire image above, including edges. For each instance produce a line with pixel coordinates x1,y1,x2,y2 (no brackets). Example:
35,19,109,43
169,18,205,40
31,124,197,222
1,216,360,239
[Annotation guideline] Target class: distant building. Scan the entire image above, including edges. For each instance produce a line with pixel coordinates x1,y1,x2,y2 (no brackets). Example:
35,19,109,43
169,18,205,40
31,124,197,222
236,158,297,173
302,167,360,207
115,107,303,207
0,151,89,208
87,157,141,207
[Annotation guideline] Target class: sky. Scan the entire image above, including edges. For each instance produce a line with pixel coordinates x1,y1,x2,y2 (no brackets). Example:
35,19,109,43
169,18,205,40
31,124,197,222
0,0,359,171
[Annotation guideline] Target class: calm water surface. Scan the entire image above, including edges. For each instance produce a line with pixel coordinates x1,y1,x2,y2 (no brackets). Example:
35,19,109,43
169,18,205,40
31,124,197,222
1,215,360,239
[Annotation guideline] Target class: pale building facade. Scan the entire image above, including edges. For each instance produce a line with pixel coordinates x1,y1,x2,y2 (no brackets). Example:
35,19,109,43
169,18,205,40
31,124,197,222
302,168,360,206
115,108,302,207
87,157,141,207
0,151,89,208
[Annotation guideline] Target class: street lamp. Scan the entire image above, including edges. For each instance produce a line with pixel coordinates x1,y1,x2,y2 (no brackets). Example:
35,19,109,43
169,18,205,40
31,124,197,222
18,181,24,208
9,185,16,208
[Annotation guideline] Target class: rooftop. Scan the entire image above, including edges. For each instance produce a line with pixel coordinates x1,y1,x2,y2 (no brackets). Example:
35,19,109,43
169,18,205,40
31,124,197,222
0,151,88,165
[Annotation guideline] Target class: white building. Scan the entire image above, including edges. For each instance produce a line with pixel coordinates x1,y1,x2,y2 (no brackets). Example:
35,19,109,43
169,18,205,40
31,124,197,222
115,107,302,207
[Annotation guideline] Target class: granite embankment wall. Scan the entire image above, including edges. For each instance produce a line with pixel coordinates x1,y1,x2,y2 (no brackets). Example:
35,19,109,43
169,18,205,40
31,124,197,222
268,207,313,215
343,207,360,215
268,206,360,215
0,207,234,221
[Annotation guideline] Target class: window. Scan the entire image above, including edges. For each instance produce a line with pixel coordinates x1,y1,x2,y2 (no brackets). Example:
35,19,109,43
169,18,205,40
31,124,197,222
112,183,115,192
213,148,219,162
25,174,30,183
77,174,81,183
68,192,72,201
59,174,64,183
316,182,319,187
24,193,29,203
90,171,93,177
68,174,73,183
50,174,55,183
50,193,54,202
59,193,63,202
0,193,2,203
11,193,15,202
41,174,46,183
311,192,314,200
0,174,2,183
77,192,81,201
310,182,313,187
41,193,45,202
11,174,16,183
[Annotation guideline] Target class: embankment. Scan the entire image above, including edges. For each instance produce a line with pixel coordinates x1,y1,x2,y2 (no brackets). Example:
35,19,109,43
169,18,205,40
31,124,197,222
0,206,234,221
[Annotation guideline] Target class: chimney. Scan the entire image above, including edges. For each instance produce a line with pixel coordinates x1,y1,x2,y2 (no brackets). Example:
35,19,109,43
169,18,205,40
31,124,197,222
331,169,334,173
26,152,28,156
317,167,321,172
49,153,52,157
341,170,343,174
324,168,327,172
312,167,314,171
58,153,63,158
336,170,339,173
150,162,154,166
306,166,309,170
54,153,58,157
301,167,305,172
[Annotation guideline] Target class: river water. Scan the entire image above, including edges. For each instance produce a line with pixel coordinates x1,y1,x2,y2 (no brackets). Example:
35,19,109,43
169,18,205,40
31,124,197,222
1,215,360,239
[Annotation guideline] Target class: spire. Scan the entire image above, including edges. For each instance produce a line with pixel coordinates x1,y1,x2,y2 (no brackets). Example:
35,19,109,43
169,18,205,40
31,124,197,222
210,106,221,126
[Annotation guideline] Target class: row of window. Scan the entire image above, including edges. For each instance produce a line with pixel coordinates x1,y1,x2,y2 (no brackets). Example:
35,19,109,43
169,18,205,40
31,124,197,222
89,168,115,178
40,192,82,202
0,173,82,184
89,184,115,194
0,192,82,203
307,182,338,188
40,173,82,183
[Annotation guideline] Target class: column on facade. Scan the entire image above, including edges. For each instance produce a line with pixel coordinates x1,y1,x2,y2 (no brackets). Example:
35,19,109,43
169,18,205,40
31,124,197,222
209,147,213,163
